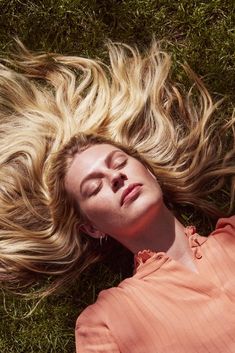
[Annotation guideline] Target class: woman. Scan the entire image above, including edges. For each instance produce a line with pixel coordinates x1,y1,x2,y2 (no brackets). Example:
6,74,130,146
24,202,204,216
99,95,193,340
0,39,235,351
50,132,235,353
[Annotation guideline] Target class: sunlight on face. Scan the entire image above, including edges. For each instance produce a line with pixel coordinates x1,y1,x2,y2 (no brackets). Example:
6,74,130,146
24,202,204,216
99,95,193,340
65,144,163,242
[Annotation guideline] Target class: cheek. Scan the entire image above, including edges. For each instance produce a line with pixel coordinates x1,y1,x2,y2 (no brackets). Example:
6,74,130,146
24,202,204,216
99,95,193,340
80,194,114,222
82,199,120,233
133,163,161,188
137,166,163,200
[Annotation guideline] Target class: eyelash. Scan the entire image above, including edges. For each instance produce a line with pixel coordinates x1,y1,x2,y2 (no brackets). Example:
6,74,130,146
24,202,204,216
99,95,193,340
114,159,127,169
89,159,127,196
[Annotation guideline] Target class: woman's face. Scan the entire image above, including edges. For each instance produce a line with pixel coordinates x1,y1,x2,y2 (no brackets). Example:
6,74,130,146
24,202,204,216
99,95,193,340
65,143,163,243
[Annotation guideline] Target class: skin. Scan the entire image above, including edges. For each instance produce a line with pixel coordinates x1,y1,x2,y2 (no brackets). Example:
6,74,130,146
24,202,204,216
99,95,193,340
65,143,199,273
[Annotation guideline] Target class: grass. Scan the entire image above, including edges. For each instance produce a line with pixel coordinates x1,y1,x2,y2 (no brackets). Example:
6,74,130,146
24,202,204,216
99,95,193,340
0,0,234,352
0,0,234,98
0,264,123,353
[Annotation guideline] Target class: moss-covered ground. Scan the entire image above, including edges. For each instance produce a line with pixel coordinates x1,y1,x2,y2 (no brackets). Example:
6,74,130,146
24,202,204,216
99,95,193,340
0,0,234,352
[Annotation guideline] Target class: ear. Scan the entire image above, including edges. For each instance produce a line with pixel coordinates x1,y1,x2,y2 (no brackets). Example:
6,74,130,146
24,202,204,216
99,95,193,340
78,223,106,239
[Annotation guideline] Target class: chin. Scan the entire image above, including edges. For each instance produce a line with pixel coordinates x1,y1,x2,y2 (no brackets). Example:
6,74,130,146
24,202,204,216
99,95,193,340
128,196,162,228
138,191,163,211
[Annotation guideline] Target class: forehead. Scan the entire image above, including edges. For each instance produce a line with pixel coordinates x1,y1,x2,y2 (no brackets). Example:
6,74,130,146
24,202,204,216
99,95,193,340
65,143,124,195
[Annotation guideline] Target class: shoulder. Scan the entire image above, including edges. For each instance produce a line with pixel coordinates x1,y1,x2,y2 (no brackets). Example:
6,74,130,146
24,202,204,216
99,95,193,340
76,289,111,328
76,285,126,328
75,302,100,328
75,288,121,352
76,278,135,331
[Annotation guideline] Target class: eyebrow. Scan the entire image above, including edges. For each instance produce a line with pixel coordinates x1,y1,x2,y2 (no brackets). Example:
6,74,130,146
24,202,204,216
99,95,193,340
80,149,123,194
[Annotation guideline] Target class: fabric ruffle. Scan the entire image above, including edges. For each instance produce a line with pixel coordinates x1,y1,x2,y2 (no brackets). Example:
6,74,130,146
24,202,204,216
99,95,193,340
133,225,208,272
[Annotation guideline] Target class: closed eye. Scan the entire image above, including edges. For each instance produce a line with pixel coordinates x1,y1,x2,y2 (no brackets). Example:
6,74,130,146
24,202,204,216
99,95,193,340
113,159,127,169
89,183,102,196
88,158,127,196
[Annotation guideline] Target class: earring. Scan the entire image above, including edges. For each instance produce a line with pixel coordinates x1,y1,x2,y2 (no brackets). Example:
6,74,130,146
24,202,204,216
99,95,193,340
99,234,108,246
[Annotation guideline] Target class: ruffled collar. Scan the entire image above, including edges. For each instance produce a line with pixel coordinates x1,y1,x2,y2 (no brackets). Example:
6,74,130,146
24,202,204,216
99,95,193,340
133,225,208,274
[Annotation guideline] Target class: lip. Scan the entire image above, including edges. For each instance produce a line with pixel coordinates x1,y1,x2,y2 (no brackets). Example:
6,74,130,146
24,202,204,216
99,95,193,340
121,183,142,206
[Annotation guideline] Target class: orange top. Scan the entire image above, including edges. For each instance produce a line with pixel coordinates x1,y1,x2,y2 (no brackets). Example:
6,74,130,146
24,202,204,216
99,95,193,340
75,215,235,353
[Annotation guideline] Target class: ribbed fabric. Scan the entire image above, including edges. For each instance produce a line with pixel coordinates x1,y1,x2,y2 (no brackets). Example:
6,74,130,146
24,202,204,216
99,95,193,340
75,215,235,353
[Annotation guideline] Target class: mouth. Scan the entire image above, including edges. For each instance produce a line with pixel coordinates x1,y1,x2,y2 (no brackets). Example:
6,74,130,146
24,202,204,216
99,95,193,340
121,183,142,206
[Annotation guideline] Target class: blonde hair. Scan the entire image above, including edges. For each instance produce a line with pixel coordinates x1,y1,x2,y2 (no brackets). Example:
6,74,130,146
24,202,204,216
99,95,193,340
0,38,234,298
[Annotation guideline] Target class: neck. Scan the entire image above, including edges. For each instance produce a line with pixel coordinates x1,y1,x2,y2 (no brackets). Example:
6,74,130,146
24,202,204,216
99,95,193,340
122,204,195,267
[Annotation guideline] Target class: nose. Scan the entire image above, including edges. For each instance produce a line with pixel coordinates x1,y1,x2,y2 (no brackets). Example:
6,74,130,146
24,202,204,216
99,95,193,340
110,171,127,191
